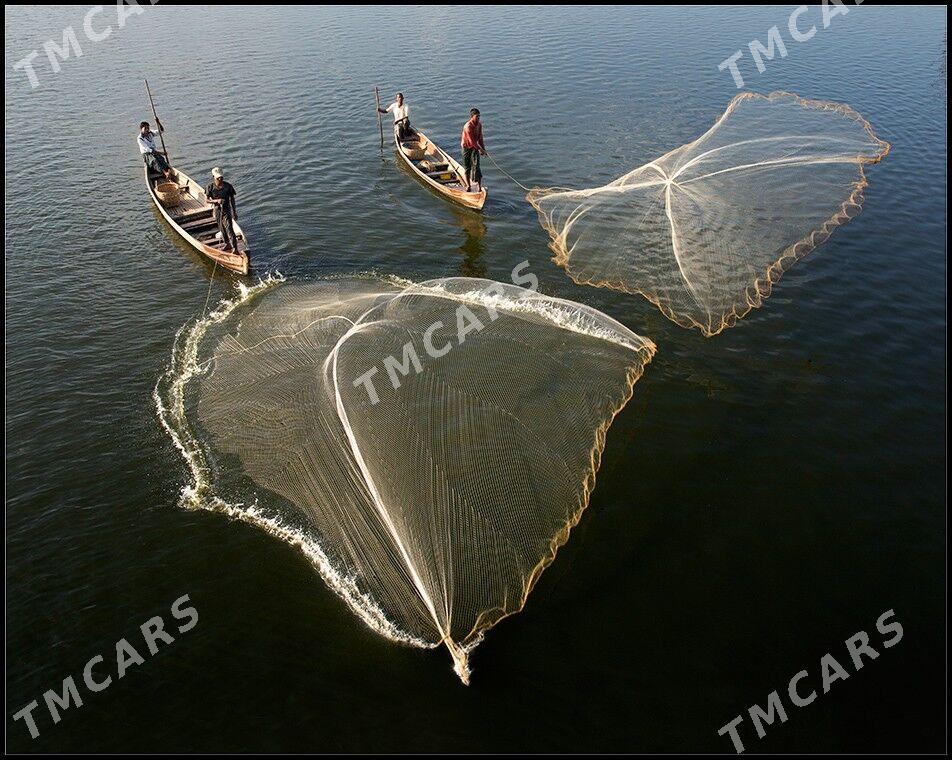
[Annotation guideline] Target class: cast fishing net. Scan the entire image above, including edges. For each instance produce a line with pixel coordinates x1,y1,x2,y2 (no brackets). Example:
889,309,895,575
185,276,655,682
527,92,890,336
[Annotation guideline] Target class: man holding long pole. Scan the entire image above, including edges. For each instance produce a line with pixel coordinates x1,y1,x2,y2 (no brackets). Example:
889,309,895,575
378,92,414,141
138,119,173,180
142,79,174,180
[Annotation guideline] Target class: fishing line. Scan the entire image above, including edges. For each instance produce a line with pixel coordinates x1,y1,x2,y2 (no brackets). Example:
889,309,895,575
202,260,219,318
485,150,533,192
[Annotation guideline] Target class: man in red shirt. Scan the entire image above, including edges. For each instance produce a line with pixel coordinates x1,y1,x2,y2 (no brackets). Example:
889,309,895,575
460,108,486,193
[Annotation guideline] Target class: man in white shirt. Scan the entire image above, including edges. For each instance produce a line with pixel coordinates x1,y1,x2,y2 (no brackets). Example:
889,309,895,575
378,92,414,141
138,119,173,179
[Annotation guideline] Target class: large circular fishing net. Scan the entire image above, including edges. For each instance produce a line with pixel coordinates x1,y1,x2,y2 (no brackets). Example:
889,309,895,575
186,276,655,682
528,92,890,336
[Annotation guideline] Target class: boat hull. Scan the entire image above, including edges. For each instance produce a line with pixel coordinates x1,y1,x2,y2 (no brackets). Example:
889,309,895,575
394,128,487,210
145,163,250,274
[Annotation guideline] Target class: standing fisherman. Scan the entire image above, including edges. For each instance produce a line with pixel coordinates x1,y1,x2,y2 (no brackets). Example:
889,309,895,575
204,167,239,253
379,92,414,141
138,119,173,180
460,108,486,193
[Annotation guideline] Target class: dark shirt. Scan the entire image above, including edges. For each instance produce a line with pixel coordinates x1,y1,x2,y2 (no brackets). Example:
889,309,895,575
205,180,237,218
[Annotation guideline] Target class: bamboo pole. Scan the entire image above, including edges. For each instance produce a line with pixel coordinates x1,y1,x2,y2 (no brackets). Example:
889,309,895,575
144,79,170,163
374,85,384,149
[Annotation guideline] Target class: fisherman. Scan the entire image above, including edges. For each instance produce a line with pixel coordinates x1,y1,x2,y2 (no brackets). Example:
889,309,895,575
460,108,486,193
378,92,414,141
138,119,173,180
204,167,239,253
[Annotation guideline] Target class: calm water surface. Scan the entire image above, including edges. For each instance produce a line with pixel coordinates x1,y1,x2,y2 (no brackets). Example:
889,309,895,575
5,5,946,752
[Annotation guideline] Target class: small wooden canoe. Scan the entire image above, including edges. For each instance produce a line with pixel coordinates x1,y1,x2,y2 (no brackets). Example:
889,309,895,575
394,127,487,210
145,159,250,274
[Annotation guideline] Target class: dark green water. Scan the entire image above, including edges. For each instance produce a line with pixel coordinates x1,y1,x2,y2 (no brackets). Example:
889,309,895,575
5,5,946,752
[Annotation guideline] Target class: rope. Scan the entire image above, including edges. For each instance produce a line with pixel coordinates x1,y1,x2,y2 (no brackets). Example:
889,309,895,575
202,260,219,318
484,150,533,193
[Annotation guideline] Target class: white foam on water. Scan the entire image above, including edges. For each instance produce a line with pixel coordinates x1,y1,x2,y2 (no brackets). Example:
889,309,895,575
153,271,435,652
408,277,656,356
154,273,655,683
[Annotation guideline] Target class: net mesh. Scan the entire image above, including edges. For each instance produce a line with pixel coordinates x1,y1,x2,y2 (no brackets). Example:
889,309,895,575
528,91,890,336
188,276,655,682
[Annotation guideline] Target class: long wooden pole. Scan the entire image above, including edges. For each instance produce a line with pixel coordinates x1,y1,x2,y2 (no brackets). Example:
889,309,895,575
144,79,170,163
374,85,383,149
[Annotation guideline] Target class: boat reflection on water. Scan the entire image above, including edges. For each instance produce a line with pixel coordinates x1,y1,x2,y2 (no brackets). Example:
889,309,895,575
448,205,488,278
149,203,248,282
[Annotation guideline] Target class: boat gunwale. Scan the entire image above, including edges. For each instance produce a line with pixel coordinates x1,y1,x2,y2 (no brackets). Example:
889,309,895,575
393,127,487,210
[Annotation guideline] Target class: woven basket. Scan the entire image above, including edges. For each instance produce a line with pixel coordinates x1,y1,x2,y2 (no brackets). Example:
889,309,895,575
404,145,426,161
155,182,181,206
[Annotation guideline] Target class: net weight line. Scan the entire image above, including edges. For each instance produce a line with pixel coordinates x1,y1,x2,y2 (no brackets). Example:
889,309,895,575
485,150,533,192
202,260,219,318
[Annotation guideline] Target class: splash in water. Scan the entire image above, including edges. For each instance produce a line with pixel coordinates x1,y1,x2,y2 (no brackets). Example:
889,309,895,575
159,275,655,682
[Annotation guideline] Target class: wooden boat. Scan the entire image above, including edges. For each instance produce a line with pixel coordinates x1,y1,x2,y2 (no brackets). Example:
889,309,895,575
145,159,250,274
394,127,487,210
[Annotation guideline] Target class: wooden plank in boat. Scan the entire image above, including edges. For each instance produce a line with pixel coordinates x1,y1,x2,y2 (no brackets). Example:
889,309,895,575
145,165,250,274
179,215,218,232
172,207,214,224
392,126,487,211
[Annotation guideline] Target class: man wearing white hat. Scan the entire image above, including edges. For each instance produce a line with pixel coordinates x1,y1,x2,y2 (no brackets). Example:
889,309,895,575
204,166,239,252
